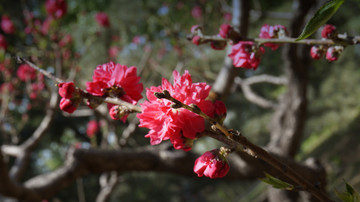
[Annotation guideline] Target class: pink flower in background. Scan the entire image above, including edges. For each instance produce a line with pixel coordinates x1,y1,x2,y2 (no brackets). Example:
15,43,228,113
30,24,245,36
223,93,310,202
223,13,232,21
59,34,72,47
137,70,215,151
17,64,37,81
86,62,143,105
0,34,7,50
228,41,264,70
191,6,202,19
45,0,67,19
259,24,287,50
193,149,230,179
321,24,336,39
132,36,141,45
95,12,110,28
86,120,99,138
1,15,15,34
0,83,14,93
219,24,233,39
41,17,53,35
108,46,120,59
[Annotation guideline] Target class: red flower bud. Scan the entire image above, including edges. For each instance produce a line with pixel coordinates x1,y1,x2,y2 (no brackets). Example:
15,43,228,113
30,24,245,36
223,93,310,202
259,24,287,50
321,24,336,39
326,47,338,62
58,82,76,99
228,41,264,69
310,46,324,60
191,25,201,33
219,24,233,39
192,35,201,45
193,149,230,179
60,98,78,113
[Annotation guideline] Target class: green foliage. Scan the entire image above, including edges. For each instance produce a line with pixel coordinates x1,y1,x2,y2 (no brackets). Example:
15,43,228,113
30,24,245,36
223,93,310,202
336,181,360,202
296,0,344,41
260,173,294,190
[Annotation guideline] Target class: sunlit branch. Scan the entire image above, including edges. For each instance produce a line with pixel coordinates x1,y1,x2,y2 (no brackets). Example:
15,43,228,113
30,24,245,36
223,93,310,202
156,90,333,202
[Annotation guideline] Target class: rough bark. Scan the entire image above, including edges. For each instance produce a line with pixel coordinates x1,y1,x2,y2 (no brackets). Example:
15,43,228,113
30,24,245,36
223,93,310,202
0,144,325,201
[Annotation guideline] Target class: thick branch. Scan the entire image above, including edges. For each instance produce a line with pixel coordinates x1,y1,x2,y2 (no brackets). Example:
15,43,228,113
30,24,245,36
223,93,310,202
0,145,326,201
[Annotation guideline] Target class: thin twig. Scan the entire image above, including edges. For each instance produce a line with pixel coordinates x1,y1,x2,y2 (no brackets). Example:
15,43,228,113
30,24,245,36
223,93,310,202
16,56,142,113
188,34,360,46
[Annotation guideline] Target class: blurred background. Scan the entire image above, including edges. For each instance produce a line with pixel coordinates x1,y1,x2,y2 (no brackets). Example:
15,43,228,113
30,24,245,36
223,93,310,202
1,0,360,201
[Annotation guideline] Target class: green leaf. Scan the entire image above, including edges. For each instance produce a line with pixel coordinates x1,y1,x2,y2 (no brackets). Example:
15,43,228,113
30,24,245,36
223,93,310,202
336,181,360,202
260,173,294,190
296,0,345,41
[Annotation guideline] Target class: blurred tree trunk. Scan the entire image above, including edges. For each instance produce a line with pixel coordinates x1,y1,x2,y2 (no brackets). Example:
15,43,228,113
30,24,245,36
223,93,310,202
267,0,323,201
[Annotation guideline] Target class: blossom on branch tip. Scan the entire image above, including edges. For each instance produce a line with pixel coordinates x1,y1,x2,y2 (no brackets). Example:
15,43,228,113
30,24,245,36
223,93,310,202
137,70,216,151
193,149,230,179
321,24,336,39
228,41,264,70
86,62,143,121
86,62,143,104
1,15,15,34
259,24,287,50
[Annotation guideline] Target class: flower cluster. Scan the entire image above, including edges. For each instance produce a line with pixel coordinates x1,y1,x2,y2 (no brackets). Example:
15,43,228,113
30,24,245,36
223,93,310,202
17,64,37,81
193,149,230,179
310,24,342,62
86,62,143,121
259,24,287,50
45,0,67,19
137,70,226,151
228,41,264,70
95,12,110,28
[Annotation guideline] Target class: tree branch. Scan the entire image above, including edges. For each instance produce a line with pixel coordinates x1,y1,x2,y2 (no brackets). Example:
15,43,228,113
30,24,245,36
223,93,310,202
234,75,287,108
